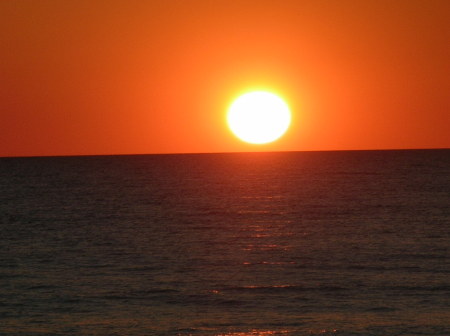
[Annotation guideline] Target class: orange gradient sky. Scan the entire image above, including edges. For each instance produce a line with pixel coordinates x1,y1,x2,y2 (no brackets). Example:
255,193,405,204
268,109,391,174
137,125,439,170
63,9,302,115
1,0,449,157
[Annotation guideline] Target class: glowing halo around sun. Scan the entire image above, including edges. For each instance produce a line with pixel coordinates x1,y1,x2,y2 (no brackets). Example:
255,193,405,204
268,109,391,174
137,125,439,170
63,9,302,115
227,91,291,144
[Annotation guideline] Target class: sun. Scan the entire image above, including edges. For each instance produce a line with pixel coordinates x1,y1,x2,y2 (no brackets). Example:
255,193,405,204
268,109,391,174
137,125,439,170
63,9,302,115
227,91,291,144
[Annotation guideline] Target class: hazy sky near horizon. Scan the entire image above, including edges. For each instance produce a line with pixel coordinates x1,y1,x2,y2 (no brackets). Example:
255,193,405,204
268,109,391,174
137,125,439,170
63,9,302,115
1,0,449,156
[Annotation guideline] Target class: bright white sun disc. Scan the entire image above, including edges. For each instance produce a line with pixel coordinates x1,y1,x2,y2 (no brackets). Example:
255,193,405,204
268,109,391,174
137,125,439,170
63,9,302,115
227,91,291,144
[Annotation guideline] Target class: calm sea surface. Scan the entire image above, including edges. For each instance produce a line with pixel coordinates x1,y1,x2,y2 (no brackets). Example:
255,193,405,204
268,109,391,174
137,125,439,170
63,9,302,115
0,150,449,336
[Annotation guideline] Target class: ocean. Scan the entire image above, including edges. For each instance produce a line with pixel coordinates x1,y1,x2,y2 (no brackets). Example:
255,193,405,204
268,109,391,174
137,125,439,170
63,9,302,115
0,149,449,336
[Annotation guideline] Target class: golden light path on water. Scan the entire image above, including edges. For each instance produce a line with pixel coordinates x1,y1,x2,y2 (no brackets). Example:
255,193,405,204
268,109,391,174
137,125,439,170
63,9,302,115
215,331,290,335
211,331,338,336
209,330,339,336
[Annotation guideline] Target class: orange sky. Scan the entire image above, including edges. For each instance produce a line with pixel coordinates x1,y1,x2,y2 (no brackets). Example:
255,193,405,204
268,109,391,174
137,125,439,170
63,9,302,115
1,0,449,157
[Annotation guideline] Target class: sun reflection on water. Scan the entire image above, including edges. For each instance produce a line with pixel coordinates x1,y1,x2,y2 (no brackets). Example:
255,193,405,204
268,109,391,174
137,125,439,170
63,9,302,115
210,329,339,336
215,331,290,336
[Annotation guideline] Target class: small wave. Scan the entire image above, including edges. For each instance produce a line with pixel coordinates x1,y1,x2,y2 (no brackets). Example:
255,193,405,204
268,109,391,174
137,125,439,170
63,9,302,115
365,306,397,312
333,171,381,176
0,273,25,279
139,288,180,294
386,285,450,291
26,284,59,290
224,285,347,293
119,266,160,272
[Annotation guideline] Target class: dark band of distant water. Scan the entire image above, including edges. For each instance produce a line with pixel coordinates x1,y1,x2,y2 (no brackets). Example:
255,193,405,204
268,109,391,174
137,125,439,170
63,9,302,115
1,150,449,335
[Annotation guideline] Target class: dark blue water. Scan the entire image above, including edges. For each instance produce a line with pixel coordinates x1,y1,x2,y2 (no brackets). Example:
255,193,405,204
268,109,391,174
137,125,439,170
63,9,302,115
1,150,449,335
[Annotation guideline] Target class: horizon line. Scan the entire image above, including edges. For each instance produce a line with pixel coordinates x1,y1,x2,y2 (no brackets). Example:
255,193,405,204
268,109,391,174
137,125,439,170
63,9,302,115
1,147,449,159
